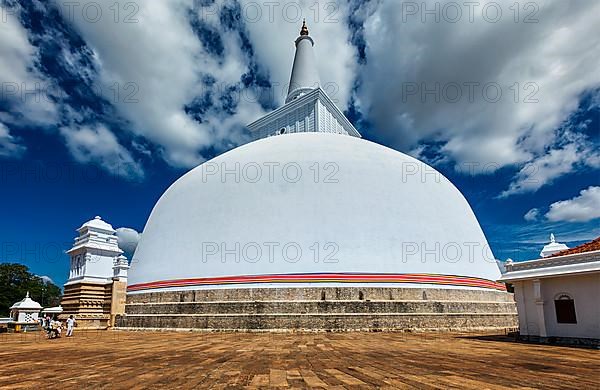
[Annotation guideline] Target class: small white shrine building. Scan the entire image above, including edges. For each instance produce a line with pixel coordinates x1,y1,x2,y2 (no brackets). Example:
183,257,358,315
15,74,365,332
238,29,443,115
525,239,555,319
9,292,42,331
501,236,600,346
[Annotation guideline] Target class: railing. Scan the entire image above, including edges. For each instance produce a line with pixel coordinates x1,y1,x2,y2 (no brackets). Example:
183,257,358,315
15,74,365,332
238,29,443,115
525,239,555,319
506,250,600,272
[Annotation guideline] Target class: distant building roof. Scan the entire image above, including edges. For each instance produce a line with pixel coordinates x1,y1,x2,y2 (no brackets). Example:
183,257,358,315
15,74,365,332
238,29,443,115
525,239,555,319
500,236,600,282
539,233,569,258
77,216,116,233
42,306,63,314
550,236,600,257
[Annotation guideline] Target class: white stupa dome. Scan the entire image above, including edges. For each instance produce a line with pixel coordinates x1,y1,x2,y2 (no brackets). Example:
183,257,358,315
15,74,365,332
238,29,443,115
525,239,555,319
128,133,502,293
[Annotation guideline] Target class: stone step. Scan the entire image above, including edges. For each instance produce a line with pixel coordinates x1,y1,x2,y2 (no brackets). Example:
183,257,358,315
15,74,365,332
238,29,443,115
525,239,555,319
115,312,518,331
124,300,517,315
127,287,515,304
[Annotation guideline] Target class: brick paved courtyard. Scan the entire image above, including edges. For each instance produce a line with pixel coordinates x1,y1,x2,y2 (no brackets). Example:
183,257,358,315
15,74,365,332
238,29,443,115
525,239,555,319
0,331,598,389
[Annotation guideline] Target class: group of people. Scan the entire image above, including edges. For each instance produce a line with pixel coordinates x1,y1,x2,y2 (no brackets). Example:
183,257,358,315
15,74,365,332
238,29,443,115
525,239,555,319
40,315,76,339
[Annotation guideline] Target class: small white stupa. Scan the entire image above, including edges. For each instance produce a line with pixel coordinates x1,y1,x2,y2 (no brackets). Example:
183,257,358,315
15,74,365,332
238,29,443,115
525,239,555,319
540,233,569,258
10,292,42,323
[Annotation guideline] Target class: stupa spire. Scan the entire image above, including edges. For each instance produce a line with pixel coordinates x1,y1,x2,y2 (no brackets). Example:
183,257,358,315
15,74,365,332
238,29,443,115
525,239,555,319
300,19,309,36
247,23,360,140
286,20,320,103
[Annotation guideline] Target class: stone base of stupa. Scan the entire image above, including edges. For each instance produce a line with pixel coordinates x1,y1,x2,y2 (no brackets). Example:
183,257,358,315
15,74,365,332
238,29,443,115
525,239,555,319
115,287,518,332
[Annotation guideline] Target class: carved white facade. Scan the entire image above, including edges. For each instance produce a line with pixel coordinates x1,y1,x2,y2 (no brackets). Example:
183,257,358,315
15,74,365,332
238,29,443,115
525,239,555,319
248,88,361,141
113,255,130,280
66,216,124,285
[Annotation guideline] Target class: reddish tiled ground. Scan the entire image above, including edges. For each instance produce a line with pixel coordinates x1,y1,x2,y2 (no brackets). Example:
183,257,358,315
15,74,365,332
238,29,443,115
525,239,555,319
0,331,598,389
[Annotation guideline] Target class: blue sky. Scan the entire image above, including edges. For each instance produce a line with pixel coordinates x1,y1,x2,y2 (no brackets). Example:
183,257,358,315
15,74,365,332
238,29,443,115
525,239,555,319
0,0,599,287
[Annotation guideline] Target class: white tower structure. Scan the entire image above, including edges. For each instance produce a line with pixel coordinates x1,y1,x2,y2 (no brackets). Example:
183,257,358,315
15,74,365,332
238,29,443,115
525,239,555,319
247,22,360,141
61,216,129,329
65,216,123,285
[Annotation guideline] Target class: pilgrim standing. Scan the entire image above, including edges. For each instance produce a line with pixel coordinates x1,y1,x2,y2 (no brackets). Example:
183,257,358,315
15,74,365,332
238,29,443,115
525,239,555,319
66,315,76,337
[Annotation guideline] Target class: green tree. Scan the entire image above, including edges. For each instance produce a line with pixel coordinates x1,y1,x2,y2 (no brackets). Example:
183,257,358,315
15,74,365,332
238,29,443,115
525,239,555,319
0,263,62,316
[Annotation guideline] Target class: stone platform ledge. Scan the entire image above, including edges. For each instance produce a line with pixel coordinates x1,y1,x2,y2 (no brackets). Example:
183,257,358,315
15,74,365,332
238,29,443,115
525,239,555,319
75,326,109,330
113,326,519,333
124,301,517,315
61,316,110,330
125,299,516,305
126,287,515,304
121,312,517,317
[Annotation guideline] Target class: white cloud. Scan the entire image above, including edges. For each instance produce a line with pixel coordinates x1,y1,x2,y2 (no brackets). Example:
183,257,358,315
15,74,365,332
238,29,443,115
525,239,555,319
499,129,599,197
546,186,600,222
116,227,141,257
48,0,357,168
4,0,598,191
0,123,26,158
60,124,144,180
354,1,600,175
36,275,55,285
54,1,213,167
53,0,272,168
0,4,58,126
524,208,540,222
500,142,578,197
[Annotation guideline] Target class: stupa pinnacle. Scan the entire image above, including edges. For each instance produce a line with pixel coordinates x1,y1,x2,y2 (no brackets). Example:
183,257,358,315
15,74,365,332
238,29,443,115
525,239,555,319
246,21,360,140
286,20,320,103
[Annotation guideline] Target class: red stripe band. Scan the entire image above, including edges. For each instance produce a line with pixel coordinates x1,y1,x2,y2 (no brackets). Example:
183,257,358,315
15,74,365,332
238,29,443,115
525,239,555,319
128,273,506,292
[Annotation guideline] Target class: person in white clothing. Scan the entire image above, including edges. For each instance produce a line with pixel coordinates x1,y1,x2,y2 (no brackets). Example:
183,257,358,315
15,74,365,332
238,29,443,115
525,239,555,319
66,315,76,337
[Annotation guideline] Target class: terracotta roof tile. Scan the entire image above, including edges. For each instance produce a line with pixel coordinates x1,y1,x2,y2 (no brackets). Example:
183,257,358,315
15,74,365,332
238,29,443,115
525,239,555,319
550,236,600,257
